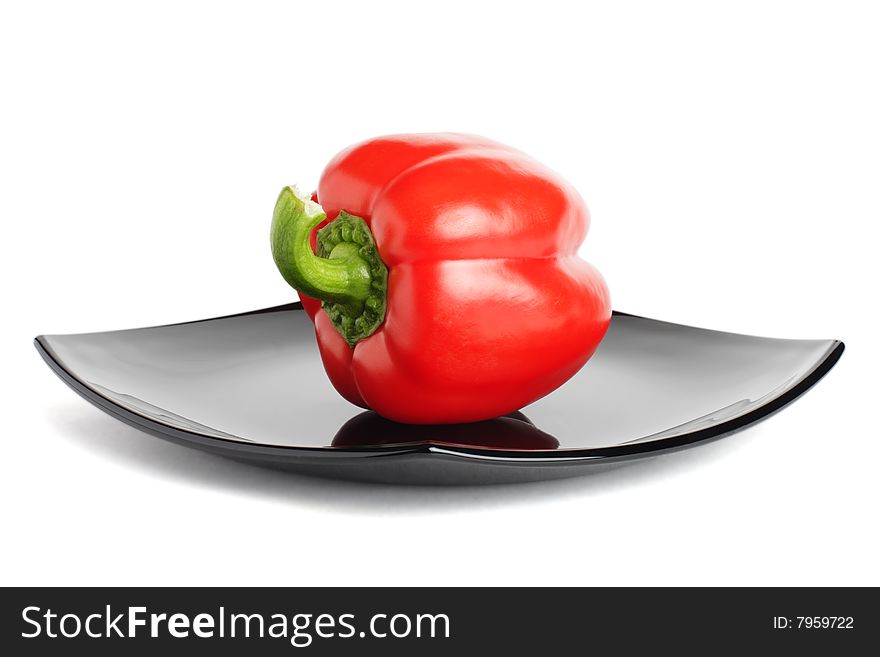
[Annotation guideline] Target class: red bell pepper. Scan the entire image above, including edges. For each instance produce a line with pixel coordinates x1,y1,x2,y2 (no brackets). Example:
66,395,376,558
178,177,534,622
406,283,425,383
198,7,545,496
271,133,610,424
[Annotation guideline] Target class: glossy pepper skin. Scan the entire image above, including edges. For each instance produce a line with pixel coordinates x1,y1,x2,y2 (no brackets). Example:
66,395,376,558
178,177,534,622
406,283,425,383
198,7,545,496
272,133,610,424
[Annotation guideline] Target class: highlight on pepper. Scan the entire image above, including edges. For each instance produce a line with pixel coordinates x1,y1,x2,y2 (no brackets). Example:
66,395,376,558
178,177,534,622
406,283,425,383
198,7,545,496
271,133,611,424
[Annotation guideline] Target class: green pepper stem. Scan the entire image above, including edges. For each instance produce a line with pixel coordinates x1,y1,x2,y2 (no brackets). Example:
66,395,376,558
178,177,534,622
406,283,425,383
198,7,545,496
271,186,372,306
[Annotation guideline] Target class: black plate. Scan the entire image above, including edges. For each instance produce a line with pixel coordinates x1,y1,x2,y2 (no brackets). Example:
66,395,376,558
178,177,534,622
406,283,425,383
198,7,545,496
35,304,843,484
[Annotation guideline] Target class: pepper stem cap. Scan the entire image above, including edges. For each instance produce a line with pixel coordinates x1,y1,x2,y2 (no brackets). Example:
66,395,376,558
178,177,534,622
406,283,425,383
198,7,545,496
271,186,387,346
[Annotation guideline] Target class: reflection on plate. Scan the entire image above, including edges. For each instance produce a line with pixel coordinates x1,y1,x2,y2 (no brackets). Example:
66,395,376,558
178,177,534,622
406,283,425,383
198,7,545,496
332,411,560,450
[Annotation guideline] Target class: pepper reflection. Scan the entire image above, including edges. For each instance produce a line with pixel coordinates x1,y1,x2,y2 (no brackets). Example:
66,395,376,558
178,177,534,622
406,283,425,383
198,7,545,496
332,410,560,450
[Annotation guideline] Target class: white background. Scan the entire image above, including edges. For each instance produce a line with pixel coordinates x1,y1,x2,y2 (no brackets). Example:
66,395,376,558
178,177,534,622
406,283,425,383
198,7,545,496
1,1,877,586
